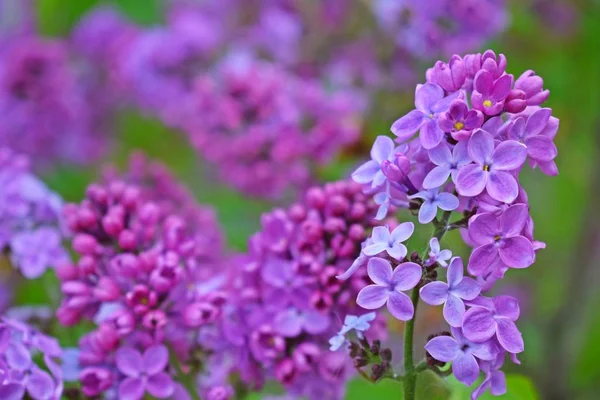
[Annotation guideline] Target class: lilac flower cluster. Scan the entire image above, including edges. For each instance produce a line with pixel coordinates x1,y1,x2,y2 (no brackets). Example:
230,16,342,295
341,50,559,399
0,22,112,166
223,180,390,399
56,157,228,398
0,317,64,399
0,147,68,279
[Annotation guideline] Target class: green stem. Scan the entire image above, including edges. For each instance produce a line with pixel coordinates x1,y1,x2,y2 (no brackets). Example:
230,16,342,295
403,210,454,400
168,346,201,400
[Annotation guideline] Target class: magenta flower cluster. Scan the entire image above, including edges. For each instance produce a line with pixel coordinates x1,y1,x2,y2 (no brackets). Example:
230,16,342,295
0,148,68,279
55,158,228,399
222,180,390,399
341,50,559,398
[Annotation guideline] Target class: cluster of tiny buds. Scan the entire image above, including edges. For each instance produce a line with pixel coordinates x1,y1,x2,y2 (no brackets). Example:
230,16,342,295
349,339,393,382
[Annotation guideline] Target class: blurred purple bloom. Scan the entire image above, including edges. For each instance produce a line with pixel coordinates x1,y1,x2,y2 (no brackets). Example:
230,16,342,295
420,257,480,326
116,345,174,400
363,222,414,260
356,258,421,321
273,307,330,338
409,189,459,224
455,130,527,203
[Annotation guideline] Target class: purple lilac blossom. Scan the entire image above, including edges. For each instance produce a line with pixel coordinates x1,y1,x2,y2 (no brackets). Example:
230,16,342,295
425,238,452,267
408,188,459,224
362,222,414,260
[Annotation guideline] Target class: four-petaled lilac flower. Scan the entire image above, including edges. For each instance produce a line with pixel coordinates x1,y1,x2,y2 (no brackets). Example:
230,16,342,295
423,141,471,189
462,296,524,354
471,353,507,399
507,108,558,164
363,222,414,260
471,70,513,116
356,258,422,321
438,100,484,141
467,204,535,276
420,257,481,326
455,129,527,203
425,327,497,386
408,189,459,224
425,238,452,267
116,345,175,400
339,312,376,339
1,341,56,400
351,135,397,189
391,83,460,149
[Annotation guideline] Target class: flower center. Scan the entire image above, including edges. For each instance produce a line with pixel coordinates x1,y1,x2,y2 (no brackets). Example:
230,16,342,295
483,164,490,172
453,121,464,130
494,235,502,242
483,100,493,108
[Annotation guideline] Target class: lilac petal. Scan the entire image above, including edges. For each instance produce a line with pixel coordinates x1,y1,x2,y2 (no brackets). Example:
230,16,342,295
508,117,526,141
390,222,414,242
303,311,330,335
464,110,484,129
356,285,389,310
525,108,552,137
419,281,449,306
428,143,452,166
392,262,422,291
434,193,459,211
367,257,393,286
387,291,415,321
273,309,303,337
371,136,395,163
474,70,493,96
468,244,498,276
0,383,25,400
6,342,31,370
456,164,487,197
420,119,444,149
500,204,529,237
352,160,380,184
498,236,534,269
495,318,524,353
423,166,451,189
371,170,386,188
391,110,425,141
337,252,366,280
27,367,54,400
446,257,464,286
430,237,441,253
147,372,175,398
491,371,507,395
452,278,481,301
431,91,461,114
491,141,527,171
444,294,466,327
143,345,169,375
454,140,471,165
415,83,444,112
526,136,557,162
462,307,496,342
468,213,498,246
371,226,390,243
115,347,143,378
387,243,407,260
468,130,494,164
425,336,459,362
487,171,519,203
539,160,558,176
493,296,520,321
471,340,499,361
490,74,513,101
363,242,388,256
119,377,145,400
418,201,438,224
453,353,480,386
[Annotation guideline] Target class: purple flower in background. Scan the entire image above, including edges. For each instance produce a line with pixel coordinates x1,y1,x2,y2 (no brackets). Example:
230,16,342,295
425,327,497,385
471,71,513,116
391,83,460,149
507,108,558,164
423,141,471,189
462,296,524,354
273,306,330,337
409,189,459,224
438,100,484,141
352,136,397,189
116,345,175,399
363,222,414,260
356,258,422,321
420,257,480,326
467,204,535,276
10,227,68,279
455,130,527,203
425,238,452,267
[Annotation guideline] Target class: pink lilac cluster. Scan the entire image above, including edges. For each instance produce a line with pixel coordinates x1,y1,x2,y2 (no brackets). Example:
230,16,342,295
222,180,390,399
0,147,68,279
0,14,112,167
56,159,228,399
0,317,64,399
181,58,362,198
343,50,558,398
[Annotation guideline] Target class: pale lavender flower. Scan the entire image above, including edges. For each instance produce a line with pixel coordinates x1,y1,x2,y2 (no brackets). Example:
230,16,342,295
423,141,471,189
471,352,507,399
351,136,397,189
409,189,459,224
362,222,414,260
507,108,558,164
116,345,174,399
426,238,452,267
455,129,527,203
356,258,422,321
420,257,480,326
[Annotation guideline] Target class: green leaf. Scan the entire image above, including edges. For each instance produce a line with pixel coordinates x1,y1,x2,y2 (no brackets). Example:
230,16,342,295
448,374,538,400
416,370,451,400
346,377,403,400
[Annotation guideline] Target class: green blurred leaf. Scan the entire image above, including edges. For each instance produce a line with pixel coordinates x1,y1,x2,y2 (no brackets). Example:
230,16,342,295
448,374,538,400
346,377,403,400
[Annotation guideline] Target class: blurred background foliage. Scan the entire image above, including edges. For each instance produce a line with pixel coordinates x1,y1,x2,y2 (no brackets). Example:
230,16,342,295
16,0,600,399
